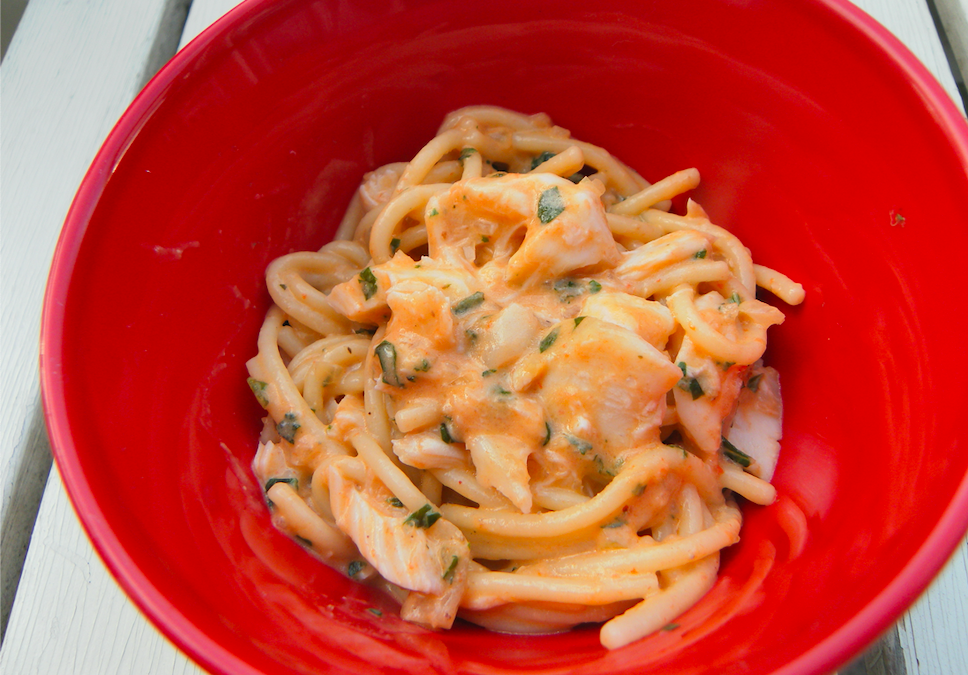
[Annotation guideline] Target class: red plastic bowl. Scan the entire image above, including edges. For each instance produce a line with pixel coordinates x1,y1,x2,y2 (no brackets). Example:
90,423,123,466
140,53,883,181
41,0,968,673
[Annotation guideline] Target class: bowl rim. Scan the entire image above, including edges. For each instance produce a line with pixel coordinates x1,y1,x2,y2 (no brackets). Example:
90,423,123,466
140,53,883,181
39,1,968,674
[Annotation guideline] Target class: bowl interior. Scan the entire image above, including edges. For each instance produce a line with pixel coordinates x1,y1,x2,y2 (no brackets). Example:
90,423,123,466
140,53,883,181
43,0,968,674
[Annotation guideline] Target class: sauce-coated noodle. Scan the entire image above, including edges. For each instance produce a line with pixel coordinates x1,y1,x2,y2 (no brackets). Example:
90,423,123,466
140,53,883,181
245,106,803,648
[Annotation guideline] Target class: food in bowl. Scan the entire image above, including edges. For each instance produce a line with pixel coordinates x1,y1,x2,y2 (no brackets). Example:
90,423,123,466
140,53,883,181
244,106,805,648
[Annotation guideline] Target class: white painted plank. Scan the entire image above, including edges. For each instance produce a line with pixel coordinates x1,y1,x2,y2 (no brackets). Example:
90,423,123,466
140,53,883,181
0,0,189,639
854,0,965,112
933,0,968,101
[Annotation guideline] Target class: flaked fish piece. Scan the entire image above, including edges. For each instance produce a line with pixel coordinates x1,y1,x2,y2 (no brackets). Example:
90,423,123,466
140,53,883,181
725,364,783,480
393,430,467,470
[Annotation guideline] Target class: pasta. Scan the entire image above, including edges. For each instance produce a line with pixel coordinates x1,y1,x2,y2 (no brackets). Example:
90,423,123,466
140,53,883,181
245,106,804,649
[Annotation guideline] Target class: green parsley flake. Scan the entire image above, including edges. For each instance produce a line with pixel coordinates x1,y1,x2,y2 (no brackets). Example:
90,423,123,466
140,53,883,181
482,369,497,377
588,279,602,293
574,316,586,327
676,362,704,400
387,496,405,508
247,377,270,407
567,435,593,455
440,422,455,444
747,373,763,392
459,147,477,161
694,249,707,259
414,359,431,372
530,151,557,170
405,503,442,529
295,535,313,547
358,267,378,300
375,340,403,388
542,421,552,446
729,291,742,304
538,186,565,223
390,238,401,254
367,608,383,617
539,327,559,353
442,555,459,582
265,477,298,492
721,436,752,467
276,412,301,443
348,560,366,577
452,291,485,315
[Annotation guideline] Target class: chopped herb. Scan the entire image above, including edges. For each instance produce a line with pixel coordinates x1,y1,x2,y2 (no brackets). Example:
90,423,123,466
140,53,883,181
746,373,763,392
348,560,366,577
567,173,584,184
602,518,625,529
265,477,298,492
567,435,593,455
493,385,512,396
452,291,485,315
414,359,431,372
279,283,288,290
694,249,707,259
247,377,270,407
676,363,704,400
588,279,602,293
390,237,401,254
440,422,455,444
277,412,301,443
358,267,378,300
633,483,646,496
282,320,291,326
459,147,477,161
367,608,383,617
387,497,405,508
482,369,497,377
539,327,559,353
662,623,680,631
465,329,478,343
481,235,489,243
405,503,441,529
542,422,552,446
354,327,376,336
407,375,416,382
442,555,459,582
295,535,313,547
537,186,565,223
530,151,557,169
574,316,586,327
375,341,403,387
553,278,584,303
429,207,439,217
722,436,752,467
728,291,742,304
720,361,735,370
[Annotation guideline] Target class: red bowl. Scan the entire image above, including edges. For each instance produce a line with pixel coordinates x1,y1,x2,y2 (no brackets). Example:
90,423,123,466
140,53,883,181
40,0,968,673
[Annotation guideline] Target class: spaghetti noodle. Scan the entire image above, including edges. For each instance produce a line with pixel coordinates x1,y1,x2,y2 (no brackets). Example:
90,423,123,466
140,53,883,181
245,106,804,649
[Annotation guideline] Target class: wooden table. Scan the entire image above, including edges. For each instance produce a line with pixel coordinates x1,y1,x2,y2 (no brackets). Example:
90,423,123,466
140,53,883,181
2,0,966,672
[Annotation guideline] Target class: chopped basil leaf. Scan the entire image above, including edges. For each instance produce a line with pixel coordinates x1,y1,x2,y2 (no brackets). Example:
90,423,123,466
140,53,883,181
677,361,688,377
574,316,586,327
282,320,291,326
481,235,489,242
567,435,593,455
662,623,680,631
694,249,707,259
442,555,459,582
721,361,735,370
265,477,298,492
747,373,763,392
452,291,485,315
390,238,401,254
553,278,583,303
358,267,378,300
493,385,512,396
354,327,377,336
728,291,742,304
387,497,405,508
542,422,552,446
633,483,646,496
537,186,565,223
375,341,403,387
482,369,497,377
277,412,301,443
588,279,602,293
530,151,556,170
367,608,383,617
459,147,477,161
247,377,270,407
602,518,625,529
678,376,704,400
429,207,439,217
440,422,455,444
405,503,441,528
279,283,287,290
722,436,752,467
348,560,366,577
539,327,559,353
414,359,431,372
465,329,478,343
